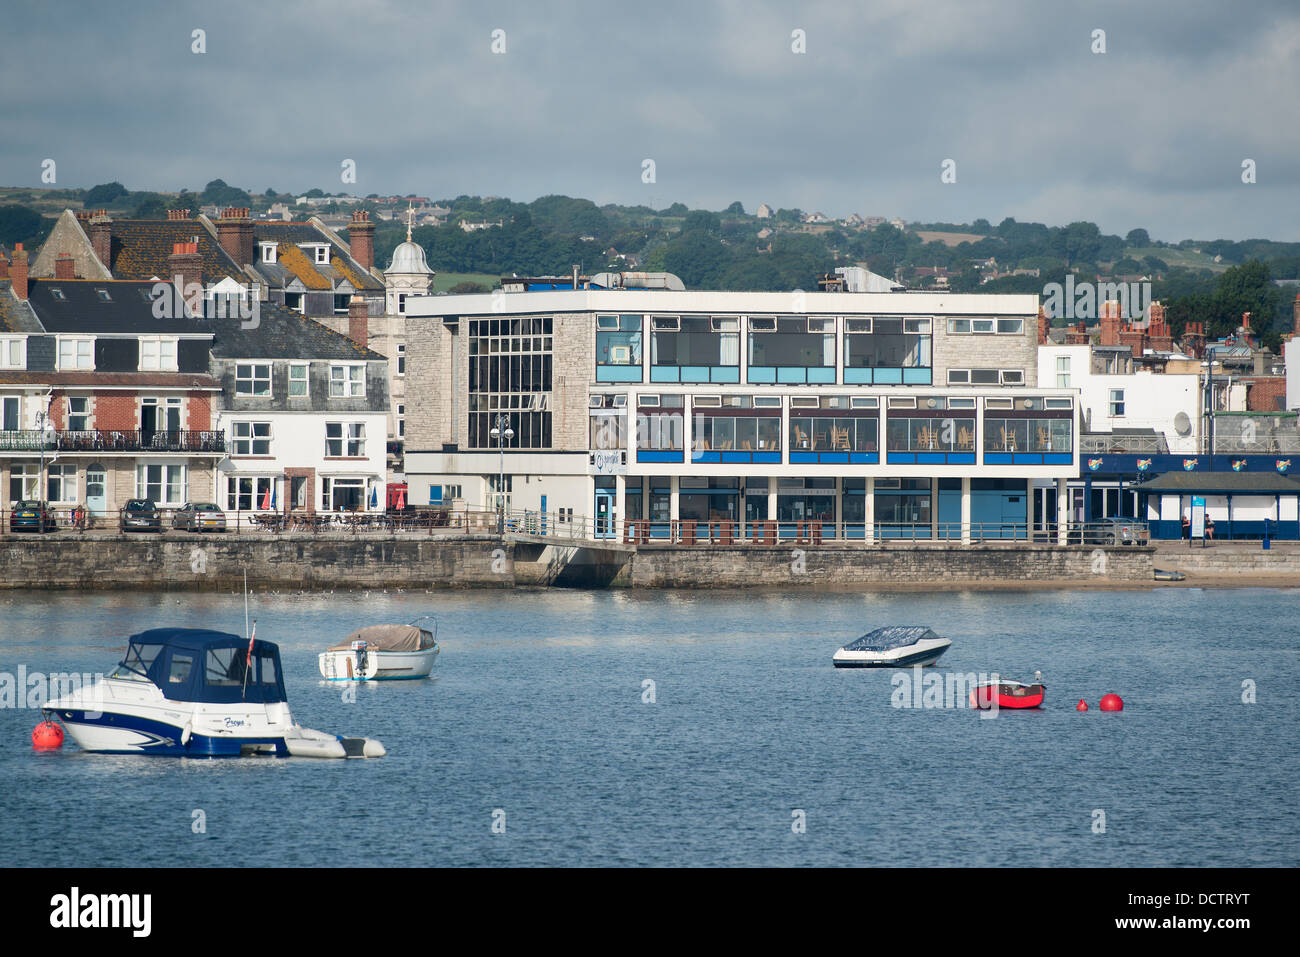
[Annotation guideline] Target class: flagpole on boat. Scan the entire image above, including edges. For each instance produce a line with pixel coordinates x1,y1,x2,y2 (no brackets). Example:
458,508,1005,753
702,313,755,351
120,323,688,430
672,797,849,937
242,569,253,700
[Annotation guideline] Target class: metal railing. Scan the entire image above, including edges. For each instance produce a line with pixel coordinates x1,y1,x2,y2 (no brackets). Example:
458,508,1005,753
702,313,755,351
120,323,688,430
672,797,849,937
1080,434,1169,454
0,429,226,453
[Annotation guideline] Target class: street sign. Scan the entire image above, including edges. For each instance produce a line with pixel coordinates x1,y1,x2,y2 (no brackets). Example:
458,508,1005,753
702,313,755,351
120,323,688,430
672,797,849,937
1190,496,1206,540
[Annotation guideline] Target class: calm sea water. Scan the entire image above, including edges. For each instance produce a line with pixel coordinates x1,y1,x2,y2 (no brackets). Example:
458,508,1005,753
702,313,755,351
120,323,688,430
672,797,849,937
1,585,1296,867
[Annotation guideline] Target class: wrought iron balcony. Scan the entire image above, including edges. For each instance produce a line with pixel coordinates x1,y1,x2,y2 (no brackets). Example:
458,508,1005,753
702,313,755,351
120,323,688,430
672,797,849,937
0,429,226,453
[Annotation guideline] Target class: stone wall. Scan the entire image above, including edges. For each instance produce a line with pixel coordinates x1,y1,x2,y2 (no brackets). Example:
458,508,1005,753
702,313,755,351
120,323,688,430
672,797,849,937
0,535,1156,591
1152,542,1300,578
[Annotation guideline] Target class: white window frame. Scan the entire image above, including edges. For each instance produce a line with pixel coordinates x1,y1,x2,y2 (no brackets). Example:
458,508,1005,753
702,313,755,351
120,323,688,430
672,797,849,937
232,421,272,456
57,336,94,371
260,243,277,264
1000,369,1025,386
1055,355,1071,389
289,362,310,397
136,463,187,506
397,344,405,376
1,336,25,370
329,363,366,398
325,422,366,457
139,336,178,372
1109,389,1126,417
47,464,77,503
67,396,90,431
235,362,272,397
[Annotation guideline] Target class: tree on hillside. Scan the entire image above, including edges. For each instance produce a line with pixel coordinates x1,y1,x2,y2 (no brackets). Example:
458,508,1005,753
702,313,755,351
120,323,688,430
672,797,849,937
725,201,745,216
201,179,252,207
1126,228,1150,248
0,205,50,247
83,182,128,206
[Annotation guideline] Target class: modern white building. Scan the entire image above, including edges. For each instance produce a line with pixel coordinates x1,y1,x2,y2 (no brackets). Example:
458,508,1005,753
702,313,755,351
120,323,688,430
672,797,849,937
404,286,1083,542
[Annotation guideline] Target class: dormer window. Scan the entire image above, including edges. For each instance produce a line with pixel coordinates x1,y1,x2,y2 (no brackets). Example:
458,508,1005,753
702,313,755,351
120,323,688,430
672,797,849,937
260,243,277,264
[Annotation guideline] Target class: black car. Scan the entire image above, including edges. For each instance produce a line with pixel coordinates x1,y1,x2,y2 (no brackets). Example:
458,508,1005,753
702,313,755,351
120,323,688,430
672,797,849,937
120,499,163,533
10,500,58,533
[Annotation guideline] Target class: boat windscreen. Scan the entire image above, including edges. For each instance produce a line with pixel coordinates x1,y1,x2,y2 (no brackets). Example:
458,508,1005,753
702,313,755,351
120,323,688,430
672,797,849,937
114,641,166,679
842,626,940,652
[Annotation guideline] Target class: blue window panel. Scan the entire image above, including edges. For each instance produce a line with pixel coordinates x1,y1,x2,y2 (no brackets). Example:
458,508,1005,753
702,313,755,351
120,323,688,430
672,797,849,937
747,367,776,384
690,451,721,463
777,367,807,384
752,452,781,463
819,452,849,464
680,366,711,383
984,452,1013,464
915,452,947,464
807,368,836,384
790,452,818,464
721,452,751,463
1043,453,1074,465
597,366,642,383
820,522,838,539
843,368,873,384
903,368,932,385
875,368,903,384
887,453,916,464
429,485,443,505
637,450,684,463
650,367,679,383
1012,454,1043,465
947,453,977,465
849,453,879,464
649,523,672,539
711,366,741,383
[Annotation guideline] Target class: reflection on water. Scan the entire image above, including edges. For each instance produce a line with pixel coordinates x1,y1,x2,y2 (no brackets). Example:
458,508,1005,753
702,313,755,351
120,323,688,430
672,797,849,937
1,587,1297,867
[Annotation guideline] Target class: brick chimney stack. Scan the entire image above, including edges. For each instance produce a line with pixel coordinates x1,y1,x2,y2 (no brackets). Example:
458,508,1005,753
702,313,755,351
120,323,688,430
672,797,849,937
1099,300,1121,347
348,210,375,271
216,207,254,267
167,208,191,221
54,252,76,280
0,248,10,280
1293,294,1300,336
1037,305,1049,345
87,211,112,269
168,241,203,302
347,295,369,349
11,243,29,300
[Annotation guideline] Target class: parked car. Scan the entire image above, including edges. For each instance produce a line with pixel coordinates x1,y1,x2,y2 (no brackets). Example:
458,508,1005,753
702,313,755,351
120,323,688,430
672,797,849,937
10,500,58,533
1083,518,1149,546
120,499,163,533
172,502,228,532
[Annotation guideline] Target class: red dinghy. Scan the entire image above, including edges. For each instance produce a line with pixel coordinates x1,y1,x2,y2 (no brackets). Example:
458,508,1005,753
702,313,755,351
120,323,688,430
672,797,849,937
970,680,1045,710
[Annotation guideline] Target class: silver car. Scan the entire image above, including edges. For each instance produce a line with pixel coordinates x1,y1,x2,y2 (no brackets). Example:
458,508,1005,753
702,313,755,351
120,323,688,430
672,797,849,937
172,502,228,532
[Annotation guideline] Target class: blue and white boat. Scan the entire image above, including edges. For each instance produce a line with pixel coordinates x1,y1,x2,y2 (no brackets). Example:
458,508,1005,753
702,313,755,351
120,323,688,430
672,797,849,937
43,628,385,758
832,626,952,668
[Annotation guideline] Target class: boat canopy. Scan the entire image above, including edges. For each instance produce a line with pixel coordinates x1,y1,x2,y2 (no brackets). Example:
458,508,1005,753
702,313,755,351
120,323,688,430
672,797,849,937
841,626,942,652
117,628,287,704
328,624,434,653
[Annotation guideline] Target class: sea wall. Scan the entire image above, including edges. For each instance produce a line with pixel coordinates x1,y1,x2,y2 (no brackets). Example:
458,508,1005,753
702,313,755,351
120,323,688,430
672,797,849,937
0,534,1159,590
1151,542,1300,580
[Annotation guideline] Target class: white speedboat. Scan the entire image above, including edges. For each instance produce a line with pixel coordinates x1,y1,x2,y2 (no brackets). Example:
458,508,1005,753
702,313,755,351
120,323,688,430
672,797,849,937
832,625,952,668
319,621,439,681
43,628,384,758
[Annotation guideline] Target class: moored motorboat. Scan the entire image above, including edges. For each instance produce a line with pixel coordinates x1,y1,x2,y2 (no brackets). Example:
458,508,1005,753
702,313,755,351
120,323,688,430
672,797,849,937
42,628,384,757
970,679,1046,710
319,620,439,681
832,625,952,668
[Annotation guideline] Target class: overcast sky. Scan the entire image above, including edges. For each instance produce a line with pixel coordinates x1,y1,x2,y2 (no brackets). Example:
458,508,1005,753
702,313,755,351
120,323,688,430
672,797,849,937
3,0,1298,241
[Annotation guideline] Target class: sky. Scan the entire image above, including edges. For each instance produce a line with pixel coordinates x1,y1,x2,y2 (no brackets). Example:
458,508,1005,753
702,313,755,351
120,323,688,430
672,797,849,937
2,0,1298,242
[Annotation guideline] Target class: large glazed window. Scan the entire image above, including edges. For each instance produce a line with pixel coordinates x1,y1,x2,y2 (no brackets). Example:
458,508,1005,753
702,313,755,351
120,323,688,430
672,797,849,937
468,316,553,449
596,314,643,382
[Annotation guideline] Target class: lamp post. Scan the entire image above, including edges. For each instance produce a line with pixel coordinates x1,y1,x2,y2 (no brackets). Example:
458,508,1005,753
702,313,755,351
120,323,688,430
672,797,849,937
489,413,514,534
36,390,55,509
1201,345,1220,462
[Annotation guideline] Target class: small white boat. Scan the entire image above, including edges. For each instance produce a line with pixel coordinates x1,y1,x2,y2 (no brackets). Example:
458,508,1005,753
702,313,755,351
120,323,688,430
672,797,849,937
832,625,952,668
43,628,385,758
319,620,439,681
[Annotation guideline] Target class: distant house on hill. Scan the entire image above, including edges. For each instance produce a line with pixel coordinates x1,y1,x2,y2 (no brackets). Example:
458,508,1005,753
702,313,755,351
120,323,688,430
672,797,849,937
756,203,773,219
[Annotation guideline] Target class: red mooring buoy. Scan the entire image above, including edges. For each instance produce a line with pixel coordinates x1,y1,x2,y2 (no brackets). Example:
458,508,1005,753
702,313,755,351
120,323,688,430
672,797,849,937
1099,693,1124,712
1076,699,1089,711
32,720,64,749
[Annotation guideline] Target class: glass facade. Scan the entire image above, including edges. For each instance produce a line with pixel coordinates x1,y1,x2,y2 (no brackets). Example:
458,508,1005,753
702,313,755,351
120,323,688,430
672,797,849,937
649,316,740,383
468,316,553,449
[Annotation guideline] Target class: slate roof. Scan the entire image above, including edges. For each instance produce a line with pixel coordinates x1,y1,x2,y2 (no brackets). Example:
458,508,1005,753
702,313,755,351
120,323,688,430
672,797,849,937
248,221,383,292
95,219,246,284
0,281,45,333
22,279,213,335
204,301,386,362
1135,471,1300,493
